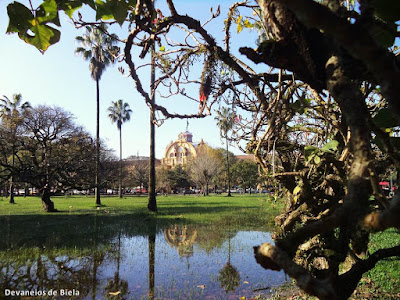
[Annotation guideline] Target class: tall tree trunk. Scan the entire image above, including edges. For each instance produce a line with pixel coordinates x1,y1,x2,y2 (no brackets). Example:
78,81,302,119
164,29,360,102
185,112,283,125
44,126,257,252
148,46,157,212
8,178,14,204
9,147,15,203
41,187,55,212
226,137,232,197
119,127,122,198
95,79,101,206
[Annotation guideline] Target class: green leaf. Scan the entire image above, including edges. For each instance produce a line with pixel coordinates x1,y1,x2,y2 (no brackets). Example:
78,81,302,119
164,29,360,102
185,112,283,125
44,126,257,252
37,0,60,26
321,140,339,153
159,45,165,52
24,24,61,53
304,146,318,161
314,155,321,164
95,0,129,25
373,108,400,128
6,2,34,33
58,0,83,18
110,0,128,25
95,0,113,20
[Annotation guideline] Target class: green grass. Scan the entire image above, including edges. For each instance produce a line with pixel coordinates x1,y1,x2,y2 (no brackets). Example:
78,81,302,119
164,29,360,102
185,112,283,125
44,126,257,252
357,228,400,296
0,193,281,225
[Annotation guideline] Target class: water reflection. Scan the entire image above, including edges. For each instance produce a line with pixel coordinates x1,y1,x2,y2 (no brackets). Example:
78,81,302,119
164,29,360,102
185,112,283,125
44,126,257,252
148,223,156,300
104,231,129,299
164,225,198,257
218,221,240,293
0,217,287,299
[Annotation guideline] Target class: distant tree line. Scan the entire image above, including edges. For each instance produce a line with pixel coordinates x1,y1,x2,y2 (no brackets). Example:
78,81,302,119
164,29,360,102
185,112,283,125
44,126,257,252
0,97,260,211
0,99,125,211
157,144,261,196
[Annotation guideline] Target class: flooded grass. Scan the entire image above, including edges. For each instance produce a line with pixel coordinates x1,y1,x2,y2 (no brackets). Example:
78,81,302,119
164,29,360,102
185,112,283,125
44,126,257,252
0,194,285,299
1,195,398,299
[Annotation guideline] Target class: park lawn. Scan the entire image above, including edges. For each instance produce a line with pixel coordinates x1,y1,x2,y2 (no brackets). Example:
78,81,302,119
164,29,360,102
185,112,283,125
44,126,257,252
0,193,281,227
353,228,400,298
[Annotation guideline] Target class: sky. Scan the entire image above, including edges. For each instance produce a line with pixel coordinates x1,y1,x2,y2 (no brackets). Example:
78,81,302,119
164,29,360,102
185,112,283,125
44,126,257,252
0,0,259,159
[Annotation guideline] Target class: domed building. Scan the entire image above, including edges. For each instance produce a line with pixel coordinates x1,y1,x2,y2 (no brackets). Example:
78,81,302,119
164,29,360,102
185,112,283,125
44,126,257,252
162,131,205,168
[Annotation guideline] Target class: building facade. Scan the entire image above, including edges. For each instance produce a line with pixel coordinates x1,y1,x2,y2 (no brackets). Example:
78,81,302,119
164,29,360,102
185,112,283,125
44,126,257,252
161,131,205,168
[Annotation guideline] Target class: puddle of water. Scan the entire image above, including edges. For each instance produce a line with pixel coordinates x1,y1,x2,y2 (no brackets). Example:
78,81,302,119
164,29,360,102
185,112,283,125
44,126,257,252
0,223,287,299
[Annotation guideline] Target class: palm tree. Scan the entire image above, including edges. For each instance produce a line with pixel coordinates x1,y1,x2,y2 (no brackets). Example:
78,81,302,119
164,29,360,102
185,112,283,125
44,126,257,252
215,107,235,197
107,99,132,198
148,45,157,212
75,24,119,206
0,94,31,203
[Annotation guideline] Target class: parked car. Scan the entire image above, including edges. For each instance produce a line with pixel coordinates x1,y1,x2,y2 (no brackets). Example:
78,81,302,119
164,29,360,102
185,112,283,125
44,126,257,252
183,189,195,195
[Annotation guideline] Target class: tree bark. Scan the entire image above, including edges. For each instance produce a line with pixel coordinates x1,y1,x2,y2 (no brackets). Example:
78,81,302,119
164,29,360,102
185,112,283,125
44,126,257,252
95,79,101,206
119,127,122,198
8,178,14,204
9,147,15,204
226,137,232,197
148,46,157,212
41,187,56,212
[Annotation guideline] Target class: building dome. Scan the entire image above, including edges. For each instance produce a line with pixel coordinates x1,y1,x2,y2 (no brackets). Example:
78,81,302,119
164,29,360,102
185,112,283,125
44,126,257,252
183,131,193,142
162,132,202,168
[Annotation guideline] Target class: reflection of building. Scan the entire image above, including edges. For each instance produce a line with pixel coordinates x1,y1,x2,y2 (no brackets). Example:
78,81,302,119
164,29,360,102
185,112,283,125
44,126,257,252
164,225,198,257
162,131,205,168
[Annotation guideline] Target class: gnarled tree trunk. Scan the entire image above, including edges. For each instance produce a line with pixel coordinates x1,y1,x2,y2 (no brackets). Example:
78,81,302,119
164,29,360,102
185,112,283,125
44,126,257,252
41,187,56,212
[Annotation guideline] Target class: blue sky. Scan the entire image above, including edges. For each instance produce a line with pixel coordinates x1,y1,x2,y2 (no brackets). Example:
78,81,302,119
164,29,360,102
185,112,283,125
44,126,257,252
0,0,259,159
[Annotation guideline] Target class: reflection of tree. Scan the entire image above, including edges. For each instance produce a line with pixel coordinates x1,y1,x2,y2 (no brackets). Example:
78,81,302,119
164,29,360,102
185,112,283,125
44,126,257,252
217,262,240,293
104,230,128,299
164,225,198,257
89,214,108,300
148,221,157,300
0,250,94,297
148,233,155,300
217,219,240,293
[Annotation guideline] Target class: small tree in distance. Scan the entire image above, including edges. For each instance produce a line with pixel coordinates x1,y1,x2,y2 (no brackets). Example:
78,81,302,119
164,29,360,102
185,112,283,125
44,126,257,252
125,160,149,195
0,94,31,204
231,160,259,193
189,146,221,196
215,107,236,196
108,99,132,198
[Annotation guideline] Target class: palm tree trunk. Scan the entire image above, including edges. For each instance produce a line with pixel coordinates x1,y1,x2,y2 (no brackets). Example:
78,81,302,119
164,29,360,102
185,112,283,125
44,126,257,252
226,137,232,197
95,79,101,206
119,127,122,198
9,147,15,204
148,46,157,212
